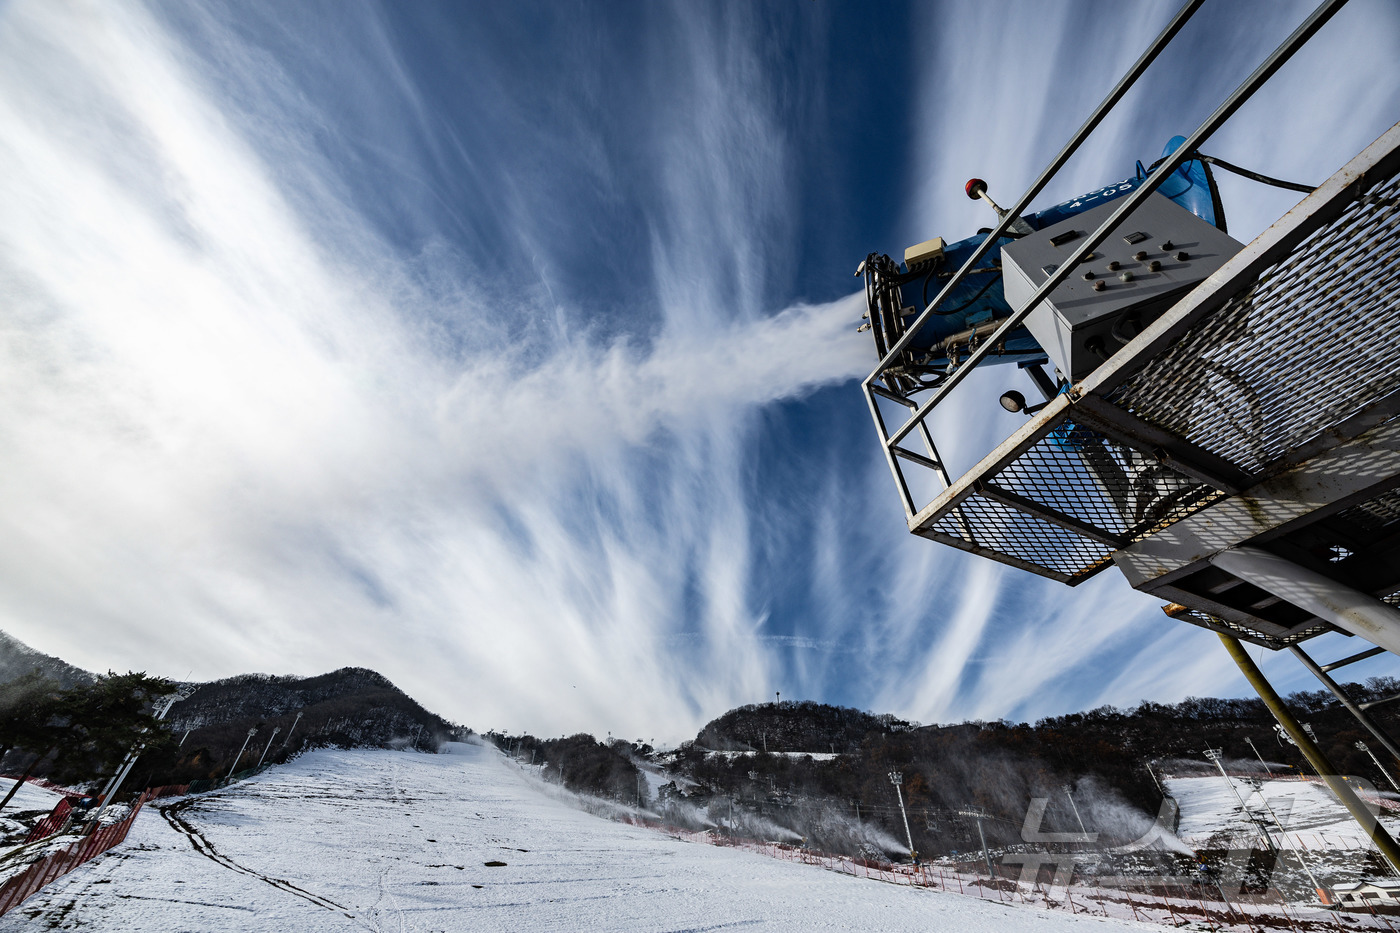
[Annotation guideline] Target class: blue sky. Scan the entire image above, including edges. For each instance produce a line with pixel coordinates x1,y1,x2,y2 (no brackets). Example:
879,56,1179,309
1,0,1398,741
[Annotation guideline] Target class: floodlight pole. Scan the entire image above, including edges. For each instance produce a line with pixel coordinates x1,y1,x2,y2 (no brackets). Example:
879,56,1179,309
1219,633,1400,875
1244,737,1272,776
256,727,282,769
1144,761,1164,795
228,727,258,781
1206,747,1276,854
281,711,303,747
1357,741,1400,794
889,772,916,860
1063,783,1088,836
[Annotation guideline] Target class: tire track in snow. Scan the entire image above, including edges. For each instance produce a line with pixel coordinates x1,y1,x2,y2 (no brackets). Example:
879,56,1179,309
158,798,361,921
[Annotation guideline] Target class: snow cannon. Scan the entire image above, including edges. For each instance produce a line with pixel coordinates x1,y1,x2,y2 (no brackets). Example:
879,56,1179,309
859,136,1226,395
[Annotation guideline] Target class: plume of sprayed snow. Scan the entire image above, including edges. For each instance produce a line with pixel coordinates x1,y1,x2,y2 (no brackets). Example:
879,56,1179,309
1069,775,1194,855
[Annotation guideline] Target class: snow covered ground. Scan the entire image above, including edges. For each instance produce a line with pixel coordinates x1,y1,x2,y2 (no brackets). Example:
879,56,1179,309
0,779,64,819
1168,773,1400,851
1,743,1154,932
0,779,65,847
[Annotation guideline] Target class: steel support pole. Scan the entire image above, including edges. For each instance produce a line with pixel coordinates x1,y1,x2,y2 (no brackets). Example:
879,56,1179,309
1291,644,1400,766
281,711,303,747
255,727,281,769
1064,784,1088,836
975,817,995,880
1360,742,1400,794
1218,632,1400,874
1210,546,1400,655
894,783,915,860
227,729,257,781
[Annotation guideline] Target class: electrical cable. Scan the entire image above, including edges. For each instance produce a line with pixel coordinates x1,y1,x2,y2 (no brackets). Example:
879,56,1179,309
1196,154,1315,193
927,270,1002,317
1145,152,1315,194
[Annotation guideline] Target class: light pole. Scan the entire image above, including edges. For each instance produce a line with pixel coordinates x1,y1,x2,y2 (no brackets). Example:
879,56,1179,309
1357,740,1400,793
256,727,282,769
1144,760,1164,795
889,772,916,861
281,711,303,748
1205,748,1275,854
1063,783,1088,836
228,727,258,781
1245,737,1272,776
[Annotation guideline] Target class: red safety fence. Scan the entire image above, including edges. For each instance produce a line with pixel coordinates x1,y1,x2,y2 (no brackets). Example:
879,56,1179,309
21,798,72,844
0,791,151,917
144,784,190,800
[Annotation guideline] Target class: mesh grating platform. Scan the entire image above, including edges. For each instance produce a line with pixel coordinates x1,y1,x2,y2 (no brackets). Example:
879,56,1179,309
921,422,1224,582
1168,605,1331,650
1337,487,1400,534
926,492,1113,580
994,424,1222,538
1108,172,1400,474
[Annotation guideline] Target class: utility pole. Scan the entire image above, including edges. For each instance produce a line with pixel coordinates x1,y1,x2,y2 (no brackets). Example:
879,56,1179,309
256,727,282,769
1245,737,1272,776
1063,783,1088,836
281,711,303,747
1357,740,1400,793
889,772,916,860
958,807,995,879
227,727,258,781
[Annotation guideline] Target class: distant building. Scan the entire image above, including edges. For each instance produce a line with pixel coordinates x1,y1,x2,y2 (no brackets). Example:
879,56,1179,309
1332,880,1400,911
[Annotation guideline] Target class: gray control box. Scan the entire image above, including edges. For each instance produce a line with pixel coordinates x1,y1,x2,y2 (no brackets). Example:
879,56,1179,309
1001,192,1242,381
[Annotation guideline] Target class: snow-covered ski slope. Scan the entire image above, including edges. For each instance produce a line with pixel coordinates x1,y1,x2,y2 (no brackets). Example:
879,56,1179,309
3,743,1151,932
1168,773,1400,850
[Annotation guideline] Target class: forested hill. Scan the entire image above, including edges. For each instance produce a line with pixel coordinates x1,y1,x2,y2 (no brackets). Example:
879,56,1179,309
0,630,465,787
696,701,911,753
167,668,459,769
0,631,94,688
672,683,1400,857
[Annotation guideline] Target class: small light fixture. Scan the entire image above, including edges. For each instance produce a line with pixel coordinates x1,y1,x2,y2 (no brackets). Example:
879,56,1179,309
999,390,1027,413
999,390,1048,415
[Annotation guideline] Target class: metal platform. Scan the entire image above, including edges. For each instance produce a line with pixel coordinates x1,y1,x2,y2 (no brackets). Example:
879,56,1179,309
865,119,1400,649
873,121,1400,648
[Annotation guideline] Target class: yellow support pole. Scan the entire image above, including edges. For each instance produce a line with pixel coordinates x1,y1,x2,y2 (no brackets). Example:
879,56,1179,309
1219,633,1400,875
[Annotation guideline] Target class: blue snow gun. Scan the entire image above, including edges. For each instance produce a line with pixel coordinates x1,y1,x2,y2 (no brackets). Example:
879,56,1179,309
859,137,1225,395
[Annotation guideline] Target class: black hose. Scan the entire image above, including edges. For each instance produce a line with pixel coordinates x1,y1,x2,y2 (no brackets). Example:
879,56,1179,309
928,271,1002,316
1146,151,1315,193
1197,154,1315,194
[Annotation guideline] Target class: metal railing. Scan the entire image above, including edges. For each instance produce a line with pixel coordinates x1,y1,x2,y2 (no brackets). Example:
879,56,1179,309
861,0,1398,590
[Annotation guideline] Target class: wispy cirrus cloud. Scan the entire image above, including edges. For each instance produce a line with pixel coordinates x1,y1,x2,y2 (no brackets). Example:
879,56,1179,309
0,0,867,738
1,0,1397,744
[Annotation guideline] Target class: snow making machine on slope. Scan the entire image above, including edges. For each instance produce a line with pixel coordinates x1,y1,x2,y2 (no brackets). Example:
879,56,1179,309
857,0,1400,873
